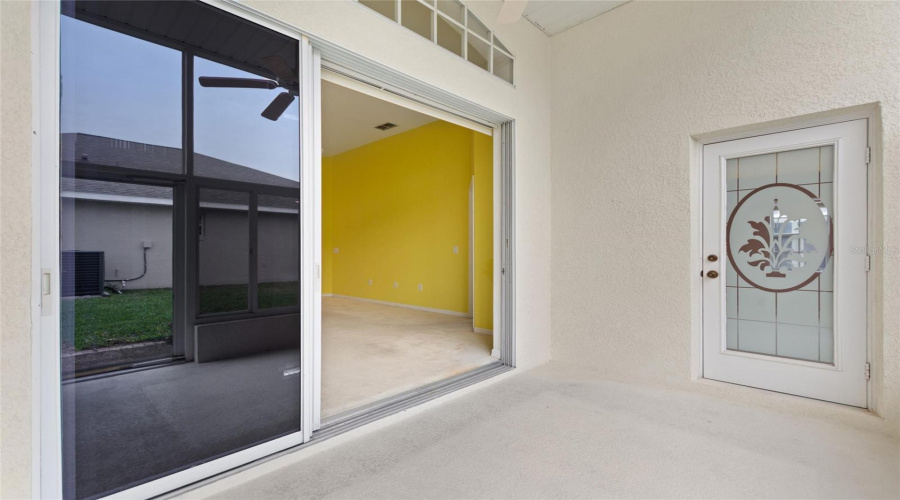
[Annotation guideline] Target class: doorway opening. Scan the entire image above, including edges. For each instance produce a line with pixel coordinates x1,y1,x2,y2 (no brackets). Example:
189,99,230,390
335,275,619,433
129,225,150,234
319,78,497,419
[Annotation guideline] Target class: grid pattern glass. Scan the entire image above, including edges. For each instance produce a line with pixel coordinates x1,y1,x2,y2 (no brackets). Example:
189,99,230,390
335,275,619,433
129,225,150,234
357,0,515,84
725,145,835,364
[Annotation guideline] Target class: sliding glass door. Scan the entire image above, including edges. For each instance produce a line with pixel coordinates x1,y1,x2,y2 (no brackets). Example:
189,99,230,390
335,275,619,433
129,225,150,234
59,2,304,497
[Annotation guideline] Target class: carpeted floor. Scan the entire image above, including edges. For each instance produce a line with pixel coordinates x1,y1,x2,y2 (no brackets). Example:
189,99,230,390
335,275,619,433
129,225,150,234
322,297,495,418
63,297,492,499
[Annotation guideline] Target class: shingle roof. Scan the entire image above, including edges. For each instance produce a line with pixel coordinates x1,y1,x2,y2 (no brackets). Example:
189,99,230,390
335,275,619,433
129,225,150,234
62,133,299,188
61,133,300,211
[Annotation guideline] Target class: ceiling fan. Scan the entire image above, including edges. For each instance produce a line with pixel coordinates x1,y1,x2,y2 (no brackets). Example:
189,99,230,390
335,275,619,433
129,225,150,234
198,55,298,121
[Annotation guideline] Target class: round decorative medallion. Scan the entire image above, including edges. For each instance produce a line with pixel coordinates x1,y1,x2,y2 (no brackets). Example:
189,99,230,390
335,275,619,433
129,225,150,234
726,183,832,293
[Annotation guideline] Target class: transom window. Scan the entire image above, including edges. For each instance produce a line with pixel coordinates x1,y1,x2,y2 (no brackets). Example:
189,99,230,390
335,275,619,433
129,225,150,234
358,0,515,84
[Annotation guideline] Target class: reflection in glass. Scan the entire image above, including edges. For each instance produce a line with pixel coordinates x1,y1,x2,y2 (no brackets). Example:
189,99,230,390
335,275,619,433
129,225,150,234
60,180,174,374
194,56,300,187
198,189,250,314
61,2,302,498
258,195,300,309
60,15,182,173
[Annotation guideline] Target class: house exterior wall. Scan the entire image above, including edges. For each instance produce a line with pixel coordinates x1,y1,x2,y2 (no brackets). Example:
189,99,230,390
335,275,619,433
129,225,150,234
550,1,900,436
0,1,552,495
57,200,299,290
63,199,174,290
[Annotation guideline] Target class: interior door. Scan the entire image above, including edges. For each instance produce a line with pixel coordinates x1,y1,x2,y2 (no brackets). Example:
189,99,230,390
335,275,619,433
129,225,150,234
702,119,868,407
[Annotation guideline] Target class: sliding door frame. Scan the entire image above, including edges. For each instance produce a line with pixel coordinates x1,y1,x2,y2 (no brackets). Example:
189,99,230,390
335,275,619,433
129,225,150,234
32,0,516,497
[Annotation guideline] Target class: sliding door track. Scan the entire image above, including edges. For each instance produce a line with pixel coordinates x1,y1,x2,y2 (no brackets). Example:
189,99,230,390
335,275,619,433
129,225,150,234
161,362,512,498
316,362,512,439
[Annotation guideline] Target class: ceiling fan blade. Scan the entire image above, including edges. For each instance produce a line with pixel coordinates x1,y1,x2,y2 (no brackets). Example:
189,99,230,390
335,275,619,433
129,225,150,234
261,92,295,121
497,0,527,24
198,76,278,89
260,55,297,82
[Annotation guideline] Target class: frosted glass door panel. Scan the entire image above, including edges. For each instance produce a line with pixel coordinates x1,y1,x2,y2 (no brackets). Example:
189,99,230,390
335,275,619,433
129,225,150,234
725,146,834,363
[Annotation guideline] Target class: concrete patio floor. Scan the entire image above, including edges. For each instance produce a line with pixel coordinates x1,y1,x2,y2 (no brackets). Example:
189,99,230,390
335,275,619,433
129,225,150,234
200,362,899,499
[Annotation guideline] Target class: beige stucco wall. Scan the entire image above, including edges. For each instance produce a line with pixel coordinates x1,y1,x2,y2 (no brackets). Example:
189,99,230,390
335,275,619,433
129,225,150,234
1,1,34,498
550,1,900,436
0,1,552,495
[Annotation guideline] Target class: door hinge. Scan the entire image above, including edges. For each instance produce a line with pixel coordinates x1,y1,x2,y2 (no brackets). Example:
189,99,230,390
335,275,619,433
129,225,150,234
865,254,871,272
865,147,871,165
865,362,871,380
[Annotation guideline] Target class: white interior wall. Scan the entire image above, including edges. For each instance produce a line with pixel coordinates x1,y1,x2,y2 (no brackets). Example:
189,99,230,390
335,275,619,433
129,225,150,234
549,0,900,437
0,2,552,497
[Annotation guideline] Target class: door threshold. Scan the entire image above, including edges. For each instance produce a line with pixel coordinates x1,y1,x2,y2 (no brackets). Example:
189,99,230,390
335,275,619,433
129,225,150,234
318,362,512,435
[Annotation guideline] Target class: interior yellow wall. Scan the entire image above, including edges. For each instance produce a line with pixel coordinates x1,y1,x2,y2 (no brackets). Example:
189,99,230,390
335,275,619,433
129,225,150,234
323,120,492,323
473,133,493,331
322,156,334,295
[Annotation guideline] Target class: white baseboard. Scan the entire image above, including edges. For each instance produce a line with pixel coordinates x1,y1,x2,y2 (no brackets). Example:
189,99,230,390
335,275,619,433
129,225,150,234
473,327,493,335
322,293,333,297
329,294,472,318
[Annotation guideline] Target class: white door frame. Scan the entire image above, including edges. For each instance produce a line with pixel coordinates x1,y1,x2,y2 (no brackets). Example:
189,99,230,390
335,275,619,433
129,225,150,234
32,0,517,497
702,120,867,406
692,105,880,411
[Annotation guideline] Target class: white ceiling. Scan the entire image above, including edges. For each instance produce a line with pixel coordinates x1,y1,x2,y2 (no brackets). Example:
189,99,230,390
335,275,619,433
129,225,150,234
523,1,629,36
322,81,437,156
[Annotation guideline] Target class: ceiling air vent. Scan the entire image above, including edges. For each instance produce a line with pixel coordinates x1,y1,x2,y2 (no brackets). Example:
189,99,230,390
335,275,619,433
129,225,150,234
374,122,397,131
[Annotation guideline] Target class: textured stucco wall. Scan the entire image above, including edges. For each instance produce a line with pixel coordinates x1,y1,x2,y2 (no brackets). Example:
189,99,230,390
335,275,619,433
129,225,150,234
550,1,900,436
0,2,33,497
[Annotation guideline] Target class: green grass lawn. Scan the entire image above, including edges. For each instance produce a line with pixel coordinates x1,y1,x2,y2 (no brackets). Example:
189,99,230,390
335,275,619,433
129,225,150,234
65,282,299,350
199,281,298,313
64,288,174,350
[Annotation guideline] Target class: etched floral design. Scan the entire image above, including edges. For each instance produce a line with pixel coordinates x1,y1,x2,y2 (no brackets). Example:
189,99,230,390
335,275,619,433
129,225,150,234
738,198,816,278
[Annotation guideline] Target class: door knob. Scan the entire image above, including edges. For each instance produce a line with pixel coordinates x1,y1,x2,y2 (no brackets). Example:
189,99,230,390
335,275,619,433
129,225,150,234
706,270,719,279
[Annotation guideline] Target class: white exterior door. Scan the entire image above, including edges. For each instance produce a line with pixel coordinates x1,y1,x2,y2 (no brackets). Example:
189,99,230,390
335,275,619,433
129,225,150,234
702,119,868,407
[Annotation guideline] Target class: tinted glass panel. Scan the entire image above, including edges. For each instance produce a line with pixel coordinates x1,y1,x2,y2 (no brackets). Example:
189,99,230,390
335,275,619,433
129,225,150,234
194,56,300,187
60,16,182,174
258,194,300,309
60,179,174,375
61,4,302,498
198,189,250,314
